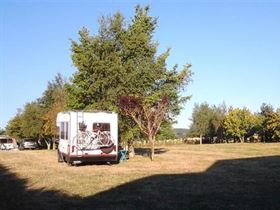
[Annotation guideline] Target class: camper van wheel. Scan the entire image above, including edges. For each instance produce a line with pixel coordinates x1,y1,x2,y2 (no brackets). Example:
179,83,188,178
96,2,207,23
57,150,64,163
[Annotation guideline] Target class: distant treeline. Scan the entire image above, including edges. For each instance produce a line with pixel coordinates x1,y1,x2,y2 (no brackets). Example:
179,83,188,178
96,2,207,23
187,102,280,143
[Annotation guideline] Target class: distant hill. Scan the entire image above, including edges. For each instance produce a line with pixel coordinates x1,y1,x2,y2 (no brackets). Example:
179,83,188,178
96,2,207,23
173,128,188,139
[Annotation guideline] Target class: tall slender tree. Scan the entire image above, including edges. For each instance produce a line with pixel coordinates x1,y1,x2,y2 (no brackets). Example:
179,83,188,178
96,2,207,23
0,128,5,135
6,109,24,141
259,103,275,142
188,102,213,144
41,73,66,149
21,102,44,139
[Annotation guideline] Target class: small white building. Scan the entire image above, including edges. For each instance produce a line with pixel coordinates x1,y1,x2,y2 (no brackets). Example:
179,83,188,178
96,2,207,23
56,111,118,165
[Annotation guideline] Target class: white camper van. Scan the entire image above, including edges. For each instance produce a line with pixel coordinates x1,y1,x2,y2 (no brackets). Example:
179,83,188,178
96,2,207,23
56,111,118,165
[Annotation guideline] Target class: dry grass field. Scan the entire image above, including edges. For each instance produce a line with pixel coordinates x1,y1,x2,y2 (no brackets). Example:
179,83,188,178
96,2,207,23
0,143,280,210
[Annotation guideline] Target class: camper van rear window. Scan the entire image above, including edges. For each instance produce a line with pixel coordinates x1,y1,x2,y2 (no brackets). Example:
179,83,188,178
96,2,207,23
65,122,69,140
60,122,69,140
0,138,12,144
60,122,65,139
93,123,110,132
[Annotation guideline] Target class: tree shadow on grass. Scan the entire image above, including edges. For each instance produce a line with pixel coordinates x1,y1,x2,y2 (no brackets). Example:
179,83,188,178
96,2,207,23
1,156,280,210
134,147,168,157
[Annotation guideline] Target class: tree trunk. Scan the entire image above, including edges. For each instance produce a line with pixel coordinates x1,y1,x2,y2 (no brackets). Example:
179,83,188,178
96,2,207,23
128,140,135,158
150,135,155,161
241,136,244,143
45,139,51,150
200,134,202,145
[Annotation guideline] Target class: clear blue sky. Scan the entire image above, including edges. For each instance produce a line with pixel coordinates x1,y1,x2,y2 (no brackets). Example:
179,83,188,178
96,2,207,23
1,0,279,129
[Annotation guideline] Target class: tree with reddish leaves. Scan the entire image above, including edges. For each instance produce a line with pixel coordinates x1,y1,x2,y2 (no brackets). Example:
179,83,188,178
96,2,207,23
118,95,170,160
118,61,192,160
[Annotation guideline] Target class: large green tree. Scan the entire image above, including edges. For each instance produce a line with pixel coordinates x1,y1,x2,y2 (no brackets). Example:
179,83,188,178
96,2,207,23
66,6,159,110
66,5,192,154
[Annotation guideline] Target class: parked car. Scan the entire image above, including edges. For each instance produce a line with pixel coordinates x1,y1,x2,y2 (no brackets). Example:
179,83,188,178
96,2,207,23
19,138,39,150
0,136,16,150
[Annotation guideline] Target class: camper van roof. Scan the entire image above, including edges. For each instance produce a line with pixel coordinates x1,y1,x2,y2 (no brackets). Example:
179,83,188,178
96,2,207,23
61,110,116,114
0,135,12,139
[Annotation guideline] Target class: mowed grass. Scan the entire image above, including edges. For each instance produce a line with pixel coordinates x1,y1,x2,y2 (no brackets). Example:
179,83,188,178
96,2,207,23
0,143,280,210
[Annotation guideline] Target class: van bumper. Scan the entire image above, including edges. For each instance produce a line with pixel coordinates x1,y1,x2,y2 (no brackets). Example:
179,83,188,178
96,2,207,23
65,153,118,163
